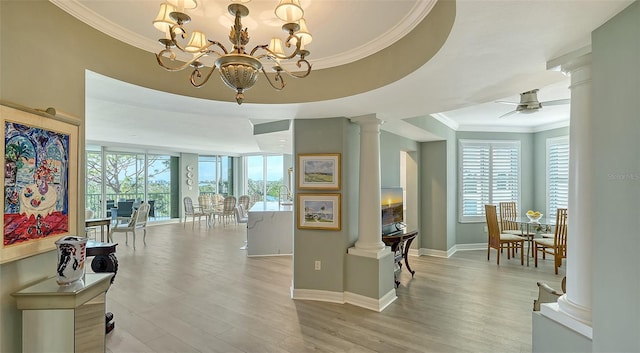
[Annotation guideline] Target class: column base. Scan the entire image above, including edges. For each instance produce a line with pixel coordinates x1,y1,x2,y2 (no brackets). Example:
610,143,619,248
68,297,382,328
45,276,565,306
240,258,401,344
541,299,593,339
348,245,391,259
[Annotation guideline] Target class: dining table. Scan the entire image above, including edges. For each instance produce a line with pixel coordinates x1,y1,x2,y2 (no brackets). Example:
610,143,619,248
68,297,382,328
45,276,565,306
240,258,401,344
511,216,556,266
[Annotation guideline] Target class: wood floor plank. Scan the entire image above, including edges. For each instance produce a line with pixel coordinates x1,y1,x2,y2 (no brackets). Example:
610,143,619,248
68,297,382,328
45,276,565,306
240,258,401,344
103,222,564,352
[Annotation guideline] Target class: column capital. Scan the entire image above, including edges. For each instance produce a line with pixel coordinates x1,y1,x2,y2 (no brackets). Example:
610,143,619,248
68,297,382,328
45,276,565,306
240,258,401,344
350,114,383,129
547,46,592,75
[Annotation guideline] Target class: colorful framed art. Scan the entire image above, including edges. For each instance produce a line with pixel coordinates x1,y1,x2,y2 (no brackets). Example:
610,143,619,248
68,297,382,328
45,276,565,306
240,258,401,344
1,104,79,264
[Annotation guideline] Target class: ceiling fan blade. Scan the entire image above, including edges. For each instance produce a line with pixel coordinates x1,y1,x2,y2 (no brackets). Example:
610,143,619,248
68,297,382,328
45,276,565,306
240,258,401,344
497,110,518,119
541,98,570,107
495,100,519,105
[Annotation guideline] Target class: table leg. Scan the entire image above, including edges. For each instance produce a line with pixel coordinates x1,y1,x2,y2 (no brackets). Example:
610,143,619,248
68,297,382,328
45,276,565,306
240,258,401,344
403,237,416,277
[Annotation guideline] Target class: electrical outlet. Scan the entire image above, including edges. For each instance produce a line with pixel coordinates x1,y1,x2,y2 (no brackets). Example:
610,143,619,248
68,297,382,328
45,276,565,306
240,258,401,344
314,260,321,270
483,226,488,233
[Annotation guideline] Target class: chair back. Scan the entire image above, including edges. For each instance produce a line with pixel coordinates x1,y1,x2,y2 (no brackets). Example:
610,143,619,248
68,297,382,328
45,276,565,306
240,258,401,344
183,196,195,215
499,201,519,231
554,208,568,258
235,205,248,224
117,201,134,217
223,196,237,213
238,195,250,211
127,202,150,228
198,194,212,210
211,194,224,205
485,204,501,250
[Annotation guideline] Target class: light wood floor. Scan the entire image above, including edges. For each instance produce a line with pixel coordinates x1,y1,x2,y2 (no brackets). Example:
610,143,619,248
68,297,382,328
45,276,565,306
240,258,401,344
102,222,564,353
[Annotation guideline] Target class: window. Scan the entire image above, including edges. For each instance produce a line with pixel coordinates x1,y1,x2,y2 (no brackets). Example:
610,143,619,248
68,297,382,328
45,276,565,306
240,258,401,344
459,140,520,222
245,155,284,202
198,155,233,196
85,148,174,221
546,137,569,220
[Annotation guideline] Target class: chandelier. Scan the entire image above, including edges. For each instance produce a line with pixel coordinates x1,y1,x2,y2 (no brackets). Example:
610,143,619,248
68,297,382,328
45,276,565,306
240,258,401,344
153,0,312,105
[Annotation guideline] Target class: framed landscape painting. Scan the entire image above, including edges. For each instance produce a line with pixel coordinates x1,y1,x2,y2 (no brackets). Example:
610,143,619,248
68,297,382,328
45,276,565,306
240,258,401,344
297,193,341,230
298,153,341,190
1,104,78,264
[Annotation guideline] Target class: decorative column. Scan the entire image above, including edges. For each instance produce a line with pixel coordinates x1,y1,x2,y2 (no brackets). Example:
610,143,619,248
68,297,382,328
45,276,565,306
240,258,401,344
349,115,388,257
544,48,593,337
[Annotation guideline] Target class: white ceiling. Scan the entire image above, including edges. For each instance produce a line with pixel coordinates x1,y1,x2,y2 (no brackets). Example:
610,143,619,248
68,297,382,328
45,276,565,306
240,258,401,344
59,0,634,155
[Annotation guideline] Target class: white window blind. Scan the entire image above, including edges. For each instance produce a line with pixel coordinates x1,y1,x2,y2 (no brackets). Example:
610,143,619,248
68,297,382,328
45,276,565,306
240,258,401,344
459,140,520,222
547,137,569,220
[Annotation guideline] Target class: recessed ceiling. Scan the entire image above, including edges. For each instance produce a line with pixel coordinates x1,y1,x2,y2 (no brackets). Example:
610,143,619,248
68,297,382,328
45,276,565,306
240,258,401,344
56,0,635,154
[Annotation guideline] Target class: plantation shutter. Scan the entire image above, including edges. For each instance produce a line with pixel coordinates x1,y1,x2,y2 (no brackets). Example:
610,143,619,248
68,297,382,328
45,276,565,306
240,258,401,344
547,137,569,219
459,140,520,222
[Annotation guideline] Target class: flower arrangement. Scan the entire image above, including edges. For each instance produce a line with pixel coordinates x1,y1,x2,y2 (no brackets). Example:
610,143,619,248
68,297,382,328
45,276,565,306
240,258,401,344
33,160,57,183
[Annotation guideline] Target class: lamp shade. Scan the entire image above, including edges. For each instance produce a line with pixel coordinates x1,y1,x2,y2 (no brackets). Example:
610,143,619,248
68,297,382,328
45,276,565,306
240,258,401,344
185,31,207,52
275,0,303,23
167,0,197,11
153,3,177,32
295,18,312,46
268,38,285,57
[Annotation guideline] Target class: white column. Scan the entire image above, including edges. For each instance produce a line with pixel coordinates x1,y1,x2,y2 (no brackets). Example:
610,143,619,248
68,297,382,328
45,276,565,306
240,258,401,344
348,115,388,258
544,49,593,336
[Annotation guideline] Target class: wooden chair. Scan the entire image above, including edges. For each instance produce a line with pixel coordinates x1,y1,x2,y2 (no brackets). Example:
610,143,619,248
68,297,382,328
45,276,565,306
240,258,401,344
183,196,206,228
499,201,534,236
109,203,150,249
534,208,568,274
485,204,525,265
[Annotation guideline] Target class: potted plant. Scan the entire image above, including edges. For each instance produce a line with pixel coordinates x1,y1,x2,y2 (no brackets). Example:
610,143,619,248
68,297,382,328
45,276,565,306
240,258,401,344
4,141,33,184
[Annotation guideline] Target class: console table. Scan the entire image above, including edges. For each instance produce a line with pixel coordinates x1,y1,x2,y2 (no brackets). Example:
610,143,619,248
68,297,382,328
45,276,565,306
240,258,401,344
12,273,113,352
383,229,418,287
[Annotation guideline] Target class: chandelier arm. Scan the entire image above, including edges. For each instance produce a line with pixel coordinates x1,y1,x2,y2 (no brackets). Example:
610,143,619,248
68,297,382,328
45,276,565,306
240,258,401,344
277,59,312,79
260,67,285,91
190,65,218,88
156,50,195,72
251,44,300,61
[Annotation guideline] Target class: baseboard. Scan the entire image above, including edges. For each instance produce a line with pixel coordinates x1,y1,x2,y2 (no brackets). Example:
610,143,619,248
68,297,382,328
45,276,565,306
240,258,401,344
345,289,397,312
418,243,486,258
291,288,345,304
291,288,398,312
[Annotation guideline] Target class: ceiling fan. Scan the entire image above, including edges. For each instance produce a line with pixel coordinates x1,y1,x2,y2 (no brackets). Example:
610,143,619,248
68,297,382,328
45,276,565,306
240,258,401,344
496,89,570,118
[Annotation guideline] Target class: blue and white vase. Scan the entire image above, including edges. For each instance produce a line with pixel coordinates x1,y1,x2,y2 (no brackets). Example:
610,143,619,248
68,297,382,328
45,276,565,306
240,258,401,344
55,236,88,285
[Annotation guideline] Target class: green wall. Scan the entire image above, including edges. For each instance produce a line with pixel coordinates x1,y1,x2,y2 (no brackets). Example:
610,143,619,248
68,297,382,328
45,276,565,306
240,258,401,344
591,1,639,351
293,118,351,292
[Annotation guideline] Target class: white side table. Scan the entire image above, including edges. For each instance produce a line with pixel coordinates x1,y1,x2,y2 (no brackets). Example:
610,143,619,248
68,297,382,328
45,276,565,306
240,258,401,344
12,273,113,352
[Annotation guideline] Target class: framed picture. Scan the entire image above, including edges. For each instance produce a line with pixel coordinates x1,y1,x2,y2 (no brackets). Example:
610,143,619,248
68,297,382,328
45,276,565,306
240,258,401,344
297,193,341,230
298,153,341,190
1,104,79,264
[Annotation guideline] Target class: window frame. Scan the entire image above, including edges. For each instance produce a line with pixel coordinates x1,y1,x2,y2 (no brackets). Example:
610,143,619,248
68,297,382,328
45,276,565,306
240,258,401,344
458,139,522,223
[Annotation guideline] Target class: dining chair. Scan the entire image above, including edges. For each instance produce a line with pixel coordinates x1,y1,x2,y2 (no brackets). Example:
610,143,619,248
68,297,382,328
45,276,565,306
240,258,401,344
215,196,237,226
183,196,206,228
485,204,525,265
499,201,534,236
108,202,150,249
198,194,216,226
238,195,250,212
533,208,568,274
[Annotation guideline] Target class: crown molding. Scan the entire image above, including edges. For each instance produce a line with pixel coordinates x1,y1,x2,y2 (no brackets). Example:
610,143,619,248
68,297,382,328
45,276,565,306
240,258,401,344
51,0,437,71
430,113,460,130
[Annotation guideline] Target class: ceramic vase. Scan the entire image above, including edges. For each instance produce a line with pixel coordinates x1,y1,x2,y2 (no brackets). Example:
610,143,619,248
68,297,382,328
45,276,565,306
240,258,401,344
55,236,88,285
